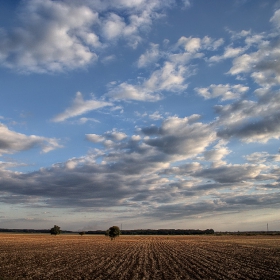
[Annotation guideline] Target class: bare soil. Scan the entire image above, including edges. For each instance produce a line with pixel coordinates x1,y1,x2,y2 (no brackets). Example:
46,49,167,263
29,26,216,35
0,234,279,279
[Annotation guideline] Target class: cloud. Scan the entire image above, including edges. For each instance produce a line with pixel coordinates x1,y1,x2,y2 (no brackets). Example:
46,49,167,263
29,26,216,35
137,43,160,68
203,140,231,167
86,130,127,144
0,0,99,73
145,191,280,220
142,115,216,158
177,36,201,53
245,152,280,164
144,62,188,92
177,36,224,51
149,111,163,120
227,16,280,88
52,92,113,122
107,62,188,101
215,88,280,143
86,134,104,143
196,84,249,101
270,9,280,29
102,13,126,40
107,35,226,102
0,114,279,221
0,123,62,155
0,0,178,73
209,46,246,63
107,82,162,101
194,163,265,184
181,0,191,8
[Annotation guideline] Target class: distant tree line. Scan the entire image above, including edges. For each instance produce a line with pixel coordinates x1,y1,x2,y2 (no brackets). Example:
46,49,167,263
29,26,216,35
2,227,280,236
88,229,215,235
0,228,72,234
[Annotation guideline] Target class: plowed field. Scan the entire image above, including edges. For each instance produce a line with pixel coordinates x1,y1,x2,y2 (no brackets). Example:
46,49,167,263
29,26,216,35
0,234,279,279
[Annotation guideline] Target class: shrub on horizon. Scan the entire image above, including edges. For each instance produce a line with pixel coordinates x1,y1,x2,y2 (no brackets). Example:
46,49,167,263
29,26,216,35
50,225,61,235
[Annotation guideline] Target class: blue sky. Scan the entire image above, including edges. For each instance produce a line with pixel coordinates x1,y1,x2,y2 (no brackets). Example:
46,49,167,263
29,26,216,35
1,0,280,231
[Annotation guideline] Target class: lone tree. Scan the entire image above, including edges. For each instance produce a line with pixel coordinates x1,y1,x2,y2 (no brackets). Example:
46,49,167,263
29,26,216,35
79,231,86,236
106,226,121,240
50,225,61,235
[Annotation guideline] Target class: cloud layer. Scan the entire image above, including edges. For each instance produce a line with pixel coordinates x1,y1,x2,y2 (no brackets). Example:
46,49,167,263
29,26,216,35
1,1,280,230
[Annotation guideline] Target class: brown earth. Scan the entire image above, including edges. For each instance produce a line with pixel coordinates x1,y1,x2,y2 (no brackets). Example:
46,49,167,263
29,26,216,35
0,234,279,279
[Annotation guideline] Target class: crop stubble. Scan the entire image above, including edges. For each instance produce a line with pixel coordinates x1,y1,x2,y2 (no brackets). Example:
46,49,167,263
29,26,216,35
0,234,279,279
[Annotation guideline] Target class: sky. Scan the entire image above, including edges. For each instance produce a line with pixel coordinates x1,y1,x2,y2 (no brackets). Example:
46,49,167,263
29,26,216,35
0,0,280,232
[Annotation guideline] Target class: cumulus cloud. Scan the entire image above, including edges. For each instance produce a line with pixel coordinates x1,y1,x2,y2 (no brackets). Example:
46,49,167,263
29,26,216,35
215,88,280,143
102,13,126,40
270,9,280,29
137,43,160,68
52,92,113,122
142,115,216,159
144,62,188,92
0,0,99,73
177,36,201,53
108,50,188,101
107,82,162,101
86,130,127,144
0,0,179,73
177,36,224,51
227,24,280,88
245,152,280,164
209,46,246,63
2,1,280,226
107,34,227,102
196,84,249,101
208,15,280,90
194,163,265,184
0,123,62,155
203,140,231,167
0,113,280,221
149,111,163,120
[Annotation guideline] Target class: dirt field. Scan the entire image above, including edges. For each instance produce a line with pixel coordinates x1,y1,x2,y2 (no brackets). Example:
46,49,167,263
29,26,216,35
0,234,279,279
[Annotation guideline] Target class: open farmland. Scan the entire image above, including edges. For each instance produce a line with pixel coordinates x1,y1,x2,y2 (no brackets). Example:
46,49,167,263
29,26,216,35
0,234,280,279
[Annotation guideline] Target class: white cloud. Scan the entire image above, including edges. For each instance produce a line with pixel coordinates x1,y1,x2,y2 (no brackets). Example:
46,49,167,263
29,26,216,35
270,9,280,29
196,84,249,101
137,43,160,68
228,53,258,75
107,61,188,101
108,34,227,102
0,123,62,155
102,13,126,40
194,163,266,184
227,25,280,88
78,117,100,124
177,36,224,52
149,111,163,120
107,83,161,101
101,55,116,64
209,46,246,63
142,115,216,159
86,134,105,143
203,141,231,167
86,130,127,144
177,36,201,53
245,152,280,164
216,88,280,143
0,0,99,73
52,92,113,122
144,62,188,92
0,0,178,73
107,131,127,141
181,0,191,8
